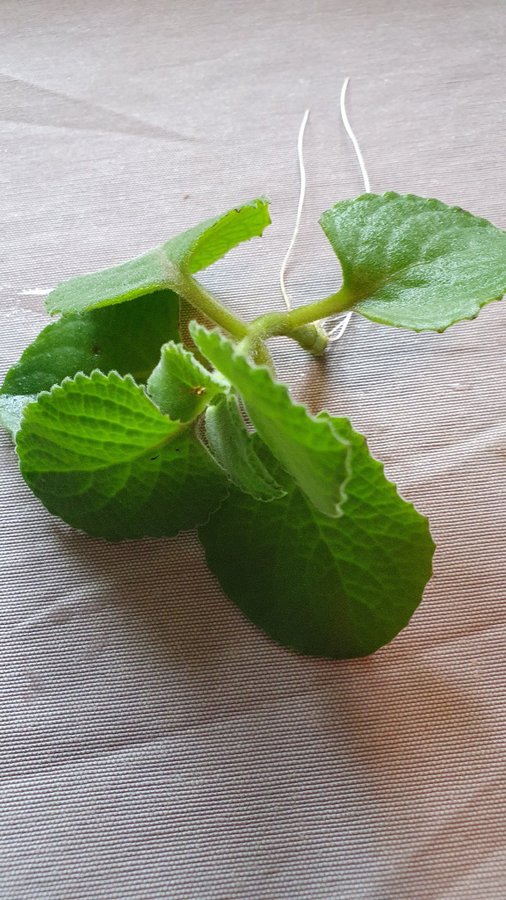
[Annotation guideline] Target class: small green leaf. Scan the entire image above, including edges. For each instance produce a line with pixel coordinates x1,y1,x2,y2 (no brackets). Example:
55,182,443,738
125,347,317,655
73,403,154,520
0,394,36,438
2,291,179,397
167,197,271,274
205,394,285,501
320,192,506,331
46,198,270,316
200,424,434,659
16,371,228,540
190,323,351,517
147,341,225,421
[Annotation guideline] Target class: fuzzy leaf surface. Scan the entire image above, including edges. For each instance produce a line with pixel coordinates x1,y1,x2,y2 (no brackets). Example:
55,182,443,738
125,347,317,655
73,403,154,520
205,394,285,501
320,192,506,331
200,423,434,658
2,291,179,397
191,324,351,517
16,371,227,540
46,198,270,316
147,342,225,421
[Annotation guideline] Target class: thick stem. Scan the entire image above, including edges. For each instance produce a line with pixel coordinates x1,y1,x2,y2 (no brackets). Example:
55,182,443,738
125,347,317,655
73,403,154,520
244,313,329,357
285,285,354,328
177,273,249,341
177,272,352,360
291,324,329,354
243,286,353,355
180,275,273,367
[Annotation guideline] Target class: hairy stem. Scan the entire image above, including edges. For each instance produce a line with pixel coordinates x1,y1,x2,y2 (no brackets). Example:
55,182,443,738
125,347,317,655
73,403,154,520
178,273,249,341
179,272,352,361
242,314,329,358
285,286,354,328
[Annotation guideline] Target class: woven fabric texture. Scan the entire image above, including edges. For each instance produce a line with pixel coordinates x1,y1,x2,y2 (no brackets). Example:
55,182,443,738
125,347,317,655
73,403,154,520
1,1,505,897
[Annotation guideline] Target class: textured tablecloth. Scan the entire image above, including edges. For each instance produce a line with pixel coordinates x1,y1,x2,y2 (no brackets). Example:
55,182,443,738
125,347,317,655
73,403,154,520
1,1,505,897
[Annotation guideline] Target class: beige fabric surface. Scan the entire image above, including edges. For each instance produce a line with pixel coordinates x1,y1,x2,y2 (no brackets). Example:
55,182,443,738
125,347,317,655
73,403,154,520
1,1,505,897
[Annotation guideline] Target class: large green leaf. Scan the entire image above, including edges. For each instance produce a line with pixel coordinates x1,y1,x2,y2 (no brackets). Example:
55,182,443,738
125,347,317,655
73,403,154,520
46,198,270,316
147,341,225,422
191,323,351,517
320,192,506,331
205,394,285,501
16,371,228,540
200,423,434,658
2,291,179,397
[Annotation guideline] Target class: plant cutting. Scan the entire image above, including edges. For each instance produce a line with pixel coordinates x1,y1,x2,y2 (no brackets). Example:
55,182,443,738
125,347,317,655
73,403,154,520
2,191,505,658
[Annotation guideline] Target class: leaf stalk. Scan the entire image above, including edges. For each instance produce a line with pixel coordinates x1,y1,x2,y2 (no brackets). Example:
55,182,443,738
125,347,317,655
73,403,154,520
180,275,354,362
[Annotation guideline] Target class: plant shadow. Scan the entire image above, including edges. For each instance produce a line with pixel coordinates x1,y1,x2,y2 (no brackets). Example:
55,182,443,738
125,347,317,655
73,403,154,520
50,500,495,899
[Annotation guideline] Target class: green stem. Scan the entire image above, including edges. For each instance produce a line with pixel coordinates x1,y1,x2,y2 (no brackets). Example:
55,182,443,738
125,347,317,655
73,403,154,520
178,272,353,361
285,285,354,328
244,286,353,349
238,315,328,362
178,273,249,341
291,324,329,354
180,274,273,366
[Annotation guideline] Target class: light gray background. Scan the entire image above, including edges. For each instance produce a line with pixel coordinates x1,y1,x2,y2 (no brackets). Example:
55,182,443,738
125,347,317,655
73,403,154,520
1,1,505,897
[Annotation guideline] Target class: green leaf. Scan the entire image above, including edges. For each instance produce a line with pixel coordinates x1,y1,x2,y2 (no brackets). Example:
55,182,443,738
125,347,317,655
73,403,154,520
46,198,270,316
190,323,351,517
2,291,179,397
147,341,225,421
320,192,506,331
200,423,434,658
167,196,270,274
16,371,228,540
205,394,285,501
0,394,36,438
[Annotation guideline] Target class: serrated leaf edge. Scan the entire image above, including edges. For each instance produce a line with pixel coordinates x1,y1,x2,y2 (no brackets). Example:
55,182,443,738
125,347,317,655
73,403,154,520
190,322,353,517
320,191,506,234
319,191,506,334
178,196,271,272
15,369,190,469
15,368,230,541
323,412,436,565
204,395,287,503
